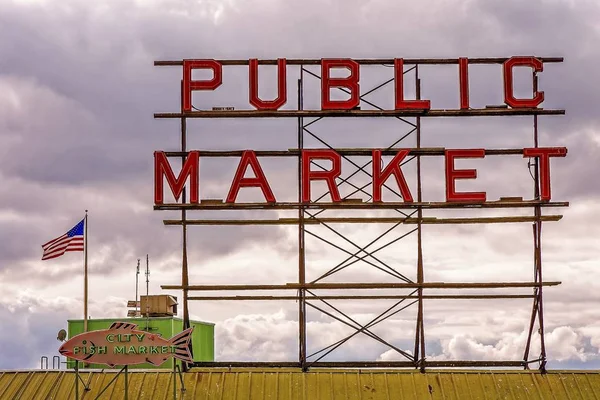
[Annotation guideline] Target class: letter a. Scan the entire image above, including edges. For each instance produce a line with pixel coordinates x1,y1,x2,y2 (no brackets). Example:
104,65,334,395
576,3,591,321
226,151,276,203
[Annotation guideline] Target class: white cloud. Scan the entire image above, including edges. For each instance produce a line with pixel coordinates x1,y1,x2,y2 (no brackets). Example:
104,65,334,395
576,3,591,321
216,310,297,361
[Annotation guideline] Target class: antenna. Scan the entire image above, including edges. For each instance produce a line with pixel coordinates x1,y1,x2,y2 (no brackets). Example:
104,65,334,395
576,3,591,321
145,254,150,319
135,259,140,315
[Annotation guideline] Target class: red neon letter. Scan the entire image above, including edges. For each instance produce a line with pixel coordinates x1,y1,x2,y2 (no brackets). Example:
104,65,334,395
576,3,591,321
321,59,360,110
459,57,469,110
183,60,222,112
523,147,567,201
249,58,287,110
445,149,486,202
302,150,342,202
226,151,276,203
503,56,544,108
372,150,414,202
394,59,431,110
154,151,199,204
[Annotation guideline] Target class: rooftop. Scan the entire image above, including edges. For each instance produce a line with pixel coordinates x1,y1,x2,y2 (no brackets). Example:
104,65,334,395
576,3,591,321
1,368,599,399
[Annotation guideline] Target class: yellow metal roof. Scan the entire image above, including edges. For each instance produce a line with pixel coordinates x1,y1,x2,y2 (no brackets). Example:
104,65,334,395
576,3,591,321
1,368,600,399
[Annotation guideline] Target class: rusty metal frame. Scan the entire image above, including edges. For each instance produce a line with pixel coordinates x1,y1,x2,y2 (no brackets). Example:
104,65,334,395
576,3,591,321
154,57,566,372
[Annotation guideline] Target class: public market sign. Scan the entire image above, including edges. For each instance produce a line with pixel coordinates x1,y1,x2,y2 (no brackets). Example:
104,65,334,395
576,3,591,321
153,56,566,206
58,322,193,367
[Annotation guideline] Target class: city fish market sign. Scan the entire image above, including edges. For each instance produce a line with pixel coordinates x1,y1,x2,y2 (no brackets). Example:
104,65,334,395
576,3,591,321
153,56,566,205
59,322,194,367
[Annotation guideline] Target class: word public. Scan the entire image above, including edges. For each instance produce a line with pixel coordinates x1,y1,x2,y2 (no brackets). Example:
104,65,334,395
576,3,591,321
182,57,545,111
154,148,567,205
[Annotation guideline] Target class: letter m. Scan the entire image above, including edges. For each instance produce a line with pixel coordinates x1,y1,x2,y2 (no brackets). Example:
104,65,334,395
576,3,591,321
154,151,200,204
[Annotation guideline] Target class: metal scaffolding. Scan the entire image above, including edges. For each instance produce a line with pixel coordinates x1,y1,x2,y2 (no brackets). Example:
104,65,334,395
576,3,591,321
154,57,566,371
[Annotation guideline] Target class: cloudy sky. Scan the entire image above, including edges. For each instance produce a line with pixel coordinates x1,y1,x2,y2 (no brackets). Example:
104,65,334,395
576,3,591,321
1,0,599,370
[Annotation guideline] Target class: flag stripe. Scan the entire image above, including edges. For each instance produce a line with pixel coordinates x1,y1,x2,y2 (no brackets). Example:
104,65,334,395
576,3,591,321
42,246,85,260
43,236,83,249
42,243,85,260
43,236,82,253
42,234,68,250
44,237,84,250
41,250,82,261
42,245,83,260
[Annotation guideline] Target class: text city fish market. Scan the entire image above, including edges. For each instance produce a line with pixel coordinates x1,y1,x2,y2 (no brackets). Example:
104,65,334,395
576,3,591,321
72,345,177,356
72,334,177,355
154,148,567,205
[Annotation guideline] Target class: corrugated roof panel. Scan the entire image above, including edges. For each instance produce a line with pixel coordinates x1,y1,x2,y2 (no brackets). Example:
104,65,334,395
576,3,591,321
218,371,237,400
451,373,473,399
48,371,69,399
17,371,49,399
370,372,391,400
584,373,600,399
277,371,293,400
573,372,598,399
0,371,27,399
548,373,570,399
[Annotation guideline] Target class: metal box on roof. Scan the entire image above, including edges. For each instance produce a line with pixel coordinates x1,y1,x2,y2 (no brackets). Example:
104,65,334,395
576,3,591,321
139,294,178,316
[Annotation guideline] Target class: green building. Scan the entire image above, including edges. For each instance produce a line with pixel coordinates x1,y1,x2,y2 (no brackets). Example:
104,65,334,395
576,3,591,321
66,317,214,369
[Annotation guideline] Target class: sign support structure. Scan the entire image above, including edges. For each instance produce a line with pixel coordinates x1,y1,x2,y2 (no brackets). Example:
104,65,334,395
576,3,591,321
69,363,186,400
153,56,568,371
179,80,192,373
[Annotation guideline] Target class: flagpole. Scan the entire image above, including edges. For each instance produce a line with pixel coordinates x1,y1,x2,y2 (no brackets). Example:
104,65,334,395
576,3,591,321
84,210,88,332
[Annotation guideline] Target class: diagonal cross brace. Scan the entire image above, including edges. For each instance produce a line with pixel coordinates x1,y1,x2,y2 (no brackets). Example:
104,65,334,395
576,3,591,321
301,67,418,127
305,294,418,365
312,217,418,283
304,228,410,282
305,127,415,213
304,212,414,282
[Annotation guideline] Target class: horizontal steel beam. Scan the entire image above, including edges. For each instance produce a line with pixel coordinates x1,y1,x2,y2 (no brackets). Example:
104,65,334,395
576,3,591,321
155,200,569,211
188,294,535,301
189,360,526,368
162,148,531,157
421,361,526,368
163,215,563,226
155,57,563,66
155,108,565,119
162,281,561,291
315,361,526,368
191,362,302,368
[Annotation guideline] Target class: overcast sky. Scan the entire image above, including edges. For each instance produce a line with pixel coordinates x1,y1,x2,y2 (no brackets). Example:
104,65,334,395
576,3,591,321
1,0,599,370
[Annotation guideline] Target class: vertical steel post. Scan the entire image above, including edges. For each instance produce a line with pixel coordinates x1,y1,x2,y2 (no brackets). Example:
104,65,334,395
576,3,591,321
523,226,539,369
180,80,191,372
414,66,425,372
124,365,129,400
173,362,177,399
74,361,79,400
533,73,547,372
135,259,140,315
145,255,150,331
298,68,307,371
523,72,546,371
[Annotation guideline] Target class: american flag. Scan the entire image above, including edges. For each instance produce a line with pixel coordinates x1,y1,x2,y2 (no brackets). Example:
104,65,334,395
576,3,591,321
41,219,85,260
